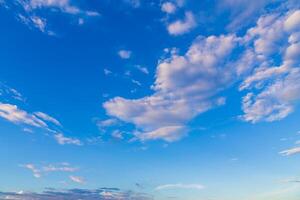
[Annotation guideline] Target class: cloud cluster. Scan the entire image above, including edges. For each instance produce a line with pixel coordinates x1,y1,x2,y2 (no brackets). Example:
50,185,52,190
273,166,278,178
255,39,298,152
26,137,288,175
0,98,81,146
0,188,153,200
1,0,100,34
104,8,300,142
104,34,238,142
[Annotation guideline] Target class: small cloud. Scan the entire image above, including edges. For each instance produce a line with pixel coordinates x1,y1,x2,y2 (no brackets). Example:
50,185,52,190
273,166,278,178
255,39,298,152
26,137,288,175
161,2,177,14
155,183,205,190
21,164,41,178
54,133,82,146
111,130,124,140
124,0,141,8
131,79,142,86
118,50,132,59
21,163,78,178
23,128,34,133
104,68,113,76
134,65,149,74
69,175,85,184
167,11,197,35
280,147,300,156
34,112,61,127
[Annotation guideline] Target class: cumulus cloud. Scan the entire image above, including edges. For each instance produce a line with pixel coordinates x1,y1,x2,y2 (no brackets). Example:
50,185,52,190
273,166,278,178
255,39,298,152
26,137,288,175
104,8,300,141
239,9,300,123
167,11,197,35
155,183,204,190
104,35,238,142
0,188,152,200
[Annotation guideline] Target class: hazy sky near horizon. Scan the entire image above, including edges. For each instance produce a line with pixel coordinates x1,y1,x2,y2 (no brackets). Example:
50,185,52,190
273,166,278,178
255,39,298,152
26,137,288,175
1,0,300,199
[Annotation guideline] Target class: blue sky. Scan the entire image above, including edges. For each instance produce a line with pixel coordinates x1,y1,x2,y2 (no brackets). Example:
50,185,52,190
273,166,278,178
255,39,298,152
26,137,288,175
1,0,300,199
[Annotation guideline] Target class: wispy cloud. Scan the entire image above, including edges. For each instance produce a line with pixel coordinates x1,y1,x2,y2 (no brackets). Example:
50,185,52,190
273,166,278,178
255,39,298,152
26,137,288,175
21,162,78,178
280,147,300,156
54,133,82,146
69,175,85,184
1,0,100,34
155,183,205,190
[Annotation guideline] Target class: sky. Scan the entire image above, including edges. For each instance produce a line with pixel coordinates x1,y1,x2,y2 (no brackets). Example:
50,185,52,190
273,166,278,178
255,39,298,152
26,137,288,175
0,0,300,199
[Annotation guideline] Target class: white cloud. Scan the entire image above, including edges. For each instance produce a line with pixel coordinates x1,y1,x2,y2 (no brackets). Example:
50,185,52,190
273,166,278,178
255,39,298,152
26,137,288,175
22,163,78,178
43,163,78,172
97,118,119,128
2,0,100,34
118,50,132,59
134,65,149,74
280,147,300,156
240,9,300,123
167,11,197,35
0,103,47,128
135,125,187,142
104,35,238,142
123,0,141,8
284,10,300,32
69,175,85,184
104,68,113,76
104,8,300,142
54,133,82,146
34,111,61,126
21,164,41,178
155,183,204,190
161,2,177,14
111,130,124,140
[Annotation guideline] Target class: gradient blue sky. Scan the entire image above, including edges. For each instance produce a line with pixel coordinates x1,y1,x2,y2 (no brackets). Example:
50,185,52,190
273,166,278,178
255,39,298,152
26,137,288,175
1,0,300,199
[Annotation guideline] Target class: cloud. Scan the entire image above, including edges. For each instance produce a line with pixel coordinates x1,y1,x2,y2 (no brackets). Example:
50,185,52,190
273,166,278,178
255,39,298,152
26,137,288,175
239,9,300,123
34,112,61,126
1,0,100,34
104,34,237,142
167,11,197,35
104,7,300,142
123,0,141,8
69,175,85,184
21,164,42,178
104,68,113,76
219,0,275,31
134,65,149,74
54,133,82,146
280,147,300,156
161,2,177,14
135,126,187,142
111,130,124,140
0,188,152,200
118,50,132,59
21,163,78,178
155,183,204,190
0,103,47,128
